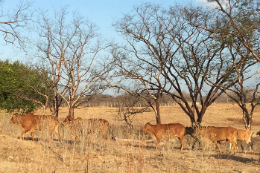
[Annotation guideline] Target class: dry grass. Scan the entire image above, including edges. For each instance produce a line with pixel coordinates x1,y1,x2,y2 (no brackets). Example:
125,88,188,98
226,117,260,126
0,104,260,173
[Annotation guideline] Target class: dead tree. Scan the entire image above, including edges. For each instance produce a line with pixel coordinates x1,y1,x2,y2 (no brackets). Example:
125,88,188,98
36,8,111,118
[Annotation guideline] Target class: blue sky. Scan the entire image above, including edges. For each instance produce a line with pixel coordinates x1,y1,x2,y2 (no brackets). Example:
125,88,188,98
1,0,258,95
0,0,214,61
27,0,211,37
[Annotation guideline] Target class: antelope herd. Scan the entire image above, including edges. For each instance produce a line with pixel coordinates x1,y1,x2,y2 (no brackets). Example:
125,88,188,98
8,112,259,154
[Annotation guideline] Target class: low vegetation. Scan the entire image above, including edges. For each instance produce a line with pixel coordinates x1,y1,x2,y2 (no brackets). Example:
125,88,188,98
0,104,260,173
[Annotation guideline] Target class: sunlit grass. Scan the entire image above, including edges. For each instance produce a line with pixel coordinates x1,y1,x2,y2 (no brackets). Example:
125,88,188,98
0,104,259,172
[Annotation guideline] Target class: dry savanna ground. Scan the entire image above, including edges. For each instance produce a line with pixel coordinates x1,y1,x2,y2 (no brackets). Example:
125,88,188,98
0,103,260,173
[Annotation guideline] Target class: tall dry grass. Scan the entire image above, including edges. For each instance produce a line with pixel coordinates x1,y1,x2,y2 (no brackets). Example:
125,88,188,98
0,104,260,173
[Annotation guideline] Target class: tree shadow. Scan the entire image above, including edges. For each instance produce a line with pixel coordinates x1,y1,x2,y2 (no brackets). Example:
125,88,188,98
16,136,40,141
16,136,67,143
142,145,156,150
210,154,259,163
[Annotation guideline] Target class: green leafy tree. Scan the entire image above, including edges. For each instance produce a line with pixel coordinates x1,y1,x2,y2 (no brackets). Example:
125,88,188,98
0,60,47,113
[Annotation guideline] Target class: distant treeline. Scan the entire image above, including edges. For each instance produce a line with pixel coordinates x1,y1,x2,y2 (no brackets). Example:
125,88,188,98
66,93,237,108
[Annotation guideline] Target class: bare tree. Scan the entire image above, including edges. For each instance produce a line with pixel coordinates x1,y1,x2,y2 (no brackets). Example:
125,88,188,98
194,0,260,129
105,68,164,123
225,84,260,130
106,3,172,123
219,44,260,130
36,8,111,118
108,3,253,126
0,0,32,46
116,93,150,129
161,5,235,126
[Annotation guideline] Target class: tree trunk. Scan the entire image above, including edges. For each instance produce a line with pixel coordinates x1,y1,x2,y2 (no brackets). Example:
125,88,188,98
69,106,75,118
243,111,251,130
155,99,161,124
196,106,207,127
190,104,197,127
54,107,59,117
197,113,203,125
249,116,252,131
52,94,61,117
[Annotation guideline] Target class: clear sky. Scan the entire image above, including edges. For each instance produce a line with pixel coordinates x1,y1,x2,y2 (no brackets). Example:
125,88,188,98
0,0,214,61
1,0,258,95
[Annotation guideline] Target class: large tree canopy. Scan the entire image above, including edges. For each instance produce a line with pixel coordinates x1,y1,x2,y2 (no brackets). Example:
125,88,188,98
108,3,258,126
199,0,260,129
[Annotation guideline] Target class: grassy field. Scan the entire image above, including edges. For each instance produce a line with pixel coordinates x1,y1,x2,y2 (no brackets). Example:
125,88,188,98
0,103,260,173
